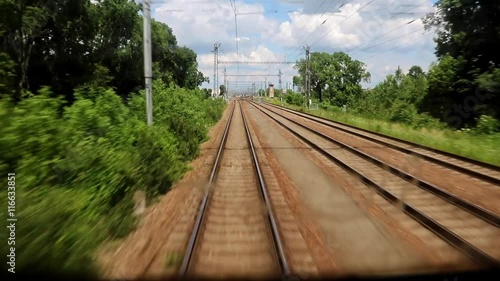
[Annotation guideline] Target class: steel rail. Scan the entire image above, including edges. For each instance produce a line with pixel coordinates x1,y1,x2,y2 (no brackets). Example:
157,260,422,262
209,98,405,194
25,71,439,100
263,102,500,186
248,100,500,267
178,103,236,279
178,101,295,280
256,102,499,226
238,100,294,280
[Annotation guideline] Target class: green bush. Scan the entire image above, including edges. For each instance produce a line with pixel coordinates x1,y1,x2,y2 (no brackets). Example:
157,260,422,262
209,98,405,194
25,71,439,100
411,112,446,129
318,101,334,111
474,115,500,134
285,92,304,106
0,80,225,275
388,100,418,124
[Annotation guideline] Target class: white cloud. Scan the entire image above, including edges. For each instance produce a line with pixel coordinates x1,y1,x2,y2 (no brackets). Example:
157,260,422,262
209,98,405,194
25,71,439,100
152,0,438,92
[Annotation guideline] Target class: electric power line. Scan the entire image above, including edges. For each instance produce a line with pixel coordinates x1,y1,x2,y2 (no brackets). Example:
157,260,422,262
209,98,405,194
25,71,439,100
310,0,375,48
285,0,344,61
287,0,375,63
356,26,425,54
290,0,332,46
358,31,433,61
346,1,428,53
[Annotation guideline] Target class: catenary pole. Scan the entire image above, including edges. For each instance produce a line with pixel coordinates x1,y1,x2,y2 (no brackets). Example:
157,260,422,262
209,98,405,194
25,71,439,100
143,0,153,125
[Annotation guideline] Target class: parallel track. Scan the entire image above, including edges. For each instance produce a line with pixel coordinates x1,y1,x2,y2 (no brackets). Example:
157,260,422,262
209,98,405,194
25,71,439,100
178,100,294,280
263,102,500,186
248,100,500,268
258,102,499,226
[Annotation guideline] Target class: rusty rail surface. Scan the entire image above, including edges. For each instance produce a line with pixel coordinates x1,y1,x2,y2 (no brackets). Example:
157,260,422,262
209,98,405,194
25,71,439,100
178,100,294,279
249,100,500,268
263,102,500,186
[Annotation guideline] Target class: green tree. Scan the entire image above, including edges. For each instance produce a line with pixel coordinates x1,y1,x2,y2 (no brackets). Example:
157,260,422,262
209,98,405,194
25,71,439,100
356,65,429,126
0,0,89,100
0,52,16,96
423,0,500,124
219,84,226,97
295,51,370,106
201,88,212,98
408,65,425,79
292,75,302,89
172,46,205,89
0,0,207,102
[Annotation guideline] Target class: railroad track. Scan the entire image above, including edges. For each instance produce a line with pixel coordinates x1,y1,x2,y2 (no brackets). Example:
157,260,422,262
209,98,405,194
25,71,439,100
262,102,500,186
247,100,500,268
178,100,295,280
258,102,500,224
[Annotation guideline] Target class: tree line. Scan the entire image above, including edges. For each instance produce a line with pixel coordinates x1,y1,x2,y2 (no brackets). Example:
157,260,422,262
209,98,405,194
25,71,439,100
0,0,207,102
292,0,499,132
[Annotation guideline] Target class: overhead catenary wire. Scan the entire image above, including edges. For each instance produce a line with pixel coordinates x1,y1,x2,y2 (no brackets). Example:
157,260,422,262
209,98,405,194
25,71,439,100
287,0,375,63
356,26,425,53
346,19,418,53
289,0,334,48
285,1,344,62
346,1,429,54
285,0,344,59
270,0,342,83
286,0,429,62
309,0,375,48
297,2,346,49
358,31,434,61
160,0,434,92
228,1,279,90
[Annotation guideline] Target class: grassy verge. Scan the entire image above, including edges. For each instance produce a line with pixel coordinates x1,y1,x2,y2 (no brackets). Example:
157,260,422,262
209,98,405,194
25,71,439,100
264,97,500,166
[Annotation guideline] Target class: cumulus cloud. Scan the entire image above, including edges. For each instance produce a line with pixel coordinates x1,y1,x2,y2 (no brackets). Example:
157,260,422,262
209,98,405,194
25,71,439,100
153,0,278,54
152,0,438,92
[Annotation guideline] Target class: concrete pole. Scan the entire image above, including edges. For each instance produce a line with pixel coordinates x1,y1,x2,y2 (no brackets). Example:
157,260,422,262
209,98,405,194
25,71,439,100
143,0,153,125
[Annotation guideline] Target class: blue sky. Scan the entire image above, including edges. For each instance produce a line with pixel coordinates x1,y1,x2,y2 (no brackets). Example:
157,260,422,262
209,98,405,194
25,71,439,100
150,0,438,93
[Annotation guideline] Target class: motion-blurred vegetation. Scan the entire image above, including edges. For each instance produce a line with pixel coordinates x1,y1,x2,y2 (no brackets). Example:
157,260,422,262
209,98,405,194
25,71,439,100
0,0,225,276
0,81,225,275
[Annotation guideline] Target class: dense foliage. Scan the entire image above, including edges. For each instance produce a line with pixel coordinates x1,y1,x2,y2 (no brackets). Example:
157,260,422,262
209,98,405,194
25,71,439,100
355,66,442,128
422,0,500,127
0,0,207,102
0,0,225,276
295,51,370,106
0,81,225,275
285,91,305,106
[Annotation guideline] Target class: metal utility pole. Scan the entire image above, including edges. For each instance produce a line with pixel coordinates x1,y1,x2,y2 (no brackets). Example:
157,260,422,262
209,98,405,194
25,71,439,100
278,69,283,101
216,44,220,97
223,67,227,100
305,46,311,109
278,69,282,90
143,0,153,125
265,77,268,97
234,14,239,81
212,43,221,97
